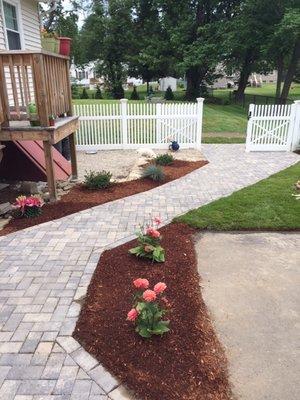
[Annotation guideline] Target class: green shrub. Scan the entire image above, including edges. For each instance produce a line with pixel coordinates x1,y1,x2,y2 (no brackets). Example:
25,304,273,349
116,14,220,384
84,170,112,189
154,153,174,166
164,86,174,100
95,85,103,99
81,87,89,99
130,86,140,100
71,84,80,99
142,165,165,182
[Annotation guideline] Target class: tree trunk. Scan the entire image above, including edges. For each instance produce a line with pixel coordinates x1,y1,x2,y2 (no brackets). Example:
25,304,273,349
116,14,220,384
235,58,252,101
280,39,300,102
275,57,283,102
185,66,208,101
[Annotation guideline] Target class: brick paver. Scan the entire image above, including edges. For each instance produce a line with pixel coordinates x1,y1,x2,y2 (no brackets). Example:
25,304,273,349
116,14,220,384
0,145,298,399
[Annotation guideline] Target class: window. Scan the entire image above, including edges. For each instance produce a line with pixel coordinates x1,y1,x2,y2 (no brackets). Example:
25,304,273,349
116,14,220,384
2,0,21,50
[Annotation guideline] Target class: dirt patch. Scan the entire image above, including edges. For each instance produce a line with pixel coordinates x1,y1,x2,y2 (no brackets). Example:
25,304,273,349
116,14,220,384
73,223,231,400
0,160,207,236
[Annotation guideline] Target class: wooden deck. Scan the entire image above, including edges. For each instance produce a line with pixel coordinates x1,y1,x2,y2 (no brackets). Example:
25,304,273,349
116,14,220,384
0,51,78,201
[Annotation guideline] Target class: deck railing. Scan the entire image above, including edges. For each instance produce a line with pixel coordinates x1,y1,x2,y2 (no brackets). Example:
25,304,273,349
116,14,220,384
0,50,73,127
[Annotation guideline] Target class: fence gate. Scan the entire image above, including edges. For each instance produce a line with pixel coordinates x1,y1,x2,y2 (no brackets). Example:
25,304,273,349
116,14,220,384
74,98,204,150
246,101,300,152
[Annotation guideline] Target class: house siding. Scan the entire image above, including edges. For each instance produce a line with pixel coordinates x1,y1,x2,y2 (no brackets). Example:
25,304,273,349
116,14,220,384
0,0,41,51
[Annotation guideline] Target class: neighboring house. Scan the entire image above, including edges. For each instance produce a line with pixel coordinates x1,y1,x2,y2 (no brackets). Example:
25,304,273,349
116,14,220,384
70,62,101,88
0,0,78,202
0,0,41,51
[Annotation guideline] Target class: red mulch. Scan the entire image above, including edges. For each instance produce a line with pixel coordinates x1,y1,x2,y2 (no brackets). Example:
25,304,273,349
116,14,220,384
73,223,231,400
0,160,207,236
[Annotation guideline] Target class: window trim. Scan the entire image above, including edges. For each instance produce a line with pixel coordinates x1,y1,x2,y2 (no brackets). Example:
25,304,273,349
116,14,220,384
1,0,25,50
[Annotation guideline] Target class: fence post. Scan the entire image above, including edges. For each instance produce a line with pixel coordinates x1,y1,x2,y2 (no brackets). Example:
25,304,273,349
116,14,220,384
291,100,300,151
156,103,162,144
245,103,255,152
196,97,204,149
120,98,128,148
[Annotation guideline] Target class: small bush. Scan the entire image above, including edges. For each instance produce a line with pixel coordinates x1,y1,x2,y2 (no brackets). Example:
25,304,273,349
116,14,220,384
71,84,80,99
142,165,165,182
95,85,103,99
84,170,112,189
154,153,174,166
164,86,174,100
81,88,89,99
130,86,140,100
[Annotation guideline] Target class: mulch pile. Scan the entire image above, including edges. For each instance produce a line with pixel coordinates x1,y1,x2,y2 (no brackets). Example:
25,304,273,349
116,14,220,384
0,160,207,236
73,223,231,400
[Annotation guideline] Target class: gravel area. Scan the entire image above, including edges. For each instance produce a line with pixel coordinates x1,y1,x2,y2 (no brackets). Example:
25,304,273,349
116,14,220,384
77,148,205,182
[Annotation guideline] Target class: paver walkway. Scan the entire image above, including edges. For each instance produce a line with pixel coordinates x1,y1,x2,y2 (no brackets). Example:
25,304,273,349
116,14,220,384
0,145,298,399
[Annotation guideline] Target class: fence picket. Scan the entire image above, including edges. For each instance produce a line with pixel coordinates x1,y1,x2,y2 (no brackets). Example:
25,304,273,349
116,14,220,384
75,99,204,150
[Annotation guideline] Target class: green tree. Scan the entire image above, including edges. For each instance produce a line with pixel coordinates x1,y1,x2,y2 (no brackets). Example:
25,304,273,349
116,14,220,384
71,84,80,99
95,85,103,99
128,0,172,93
81,0,133,99
81,87,89,99
164,86,174,100
130,86,140,100
158,1,241,100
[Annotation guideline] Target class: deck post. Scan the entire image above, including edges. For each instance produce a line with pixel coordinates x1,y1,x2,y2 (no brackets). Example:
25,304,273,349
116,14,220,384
43,141,57,202
69,132,78,179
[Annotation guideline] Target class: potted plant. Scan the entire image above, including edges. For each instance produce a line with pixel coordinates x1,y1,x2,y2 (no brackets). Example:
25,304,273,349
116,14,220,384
28,103,40,127
41,29,59,53
49,114,56,126
58,37,72,56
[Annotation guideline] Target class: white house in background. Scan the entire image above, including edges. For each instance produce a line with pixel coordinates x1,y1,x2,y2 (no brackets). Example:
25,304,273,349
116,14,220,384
0,0,41,51
70,61,101,88
159,77,177,92
127,77,143,86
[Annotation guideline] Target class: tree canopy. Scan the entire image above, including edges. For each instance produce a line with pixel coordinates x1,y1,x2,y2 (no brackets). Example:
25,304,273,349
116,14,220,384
45,0,300,100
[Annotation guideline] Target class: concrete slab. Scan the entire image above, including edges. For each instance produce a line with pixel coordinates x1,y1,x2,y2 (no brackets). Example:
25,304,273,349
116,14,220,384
195,232,300,400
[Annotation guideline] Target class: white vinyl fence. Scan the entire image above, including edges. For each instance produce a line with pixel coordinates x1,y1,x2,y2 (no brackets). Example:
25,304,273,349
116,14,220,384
246,101,300,152
74,98,204,150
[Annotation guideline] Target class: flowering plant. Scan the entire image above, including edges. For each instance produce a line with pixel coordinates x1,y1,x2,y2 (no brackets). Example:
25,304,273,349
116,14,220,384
129,217,165,262
127,278,170,338
13,195,44,218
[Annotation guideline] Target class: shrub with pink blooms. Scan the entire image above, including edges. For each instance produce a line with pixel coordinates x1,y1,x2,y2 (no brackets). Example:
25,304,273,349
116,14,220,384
129,217,165,262
127,278,170,338
13,195,44,218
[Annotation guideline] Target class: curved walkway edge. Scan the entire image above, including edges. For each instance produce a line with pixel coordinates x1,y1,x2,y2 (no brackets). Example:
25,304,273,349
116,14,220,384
0,144,298,399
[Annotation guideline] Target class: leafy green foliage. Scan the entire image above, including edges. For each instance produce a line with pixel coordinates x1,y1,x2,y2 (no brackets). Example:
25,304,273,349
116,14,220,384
84,170,112,190
24,206,42,218
95,85,103,99
130,86,140,100
154,153,174,166
129,219,165,263
164,86,174,100
80,88,89,99
142,165,165,182
135,301,169,338
71,84,80,99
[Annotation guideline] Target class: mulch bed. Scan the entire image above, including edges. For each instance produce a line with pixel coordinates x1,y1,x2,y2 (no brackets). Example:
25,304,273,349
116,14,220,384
73,223,231,400
0,160,207,236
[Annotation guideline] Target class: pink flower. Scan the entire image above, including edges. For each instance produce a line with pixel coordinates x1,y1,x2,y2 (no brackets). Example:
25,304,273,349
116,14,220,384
154,282,167,294
26,196,43,207
142,289,157,302
14,195,27,211
133,278,149,290
127,308,138,321
153,216,162,225
146,227,160,239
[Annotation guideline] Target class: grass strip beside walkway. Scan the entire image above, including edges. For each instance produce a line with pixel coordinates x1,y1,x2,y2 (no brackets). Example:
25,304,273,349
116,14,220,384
176,162,300,231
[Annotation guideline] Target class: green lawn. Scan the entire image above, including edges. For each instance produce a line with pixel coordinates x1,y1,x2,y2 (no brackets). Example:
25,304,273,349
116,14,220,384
176,163,300,230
